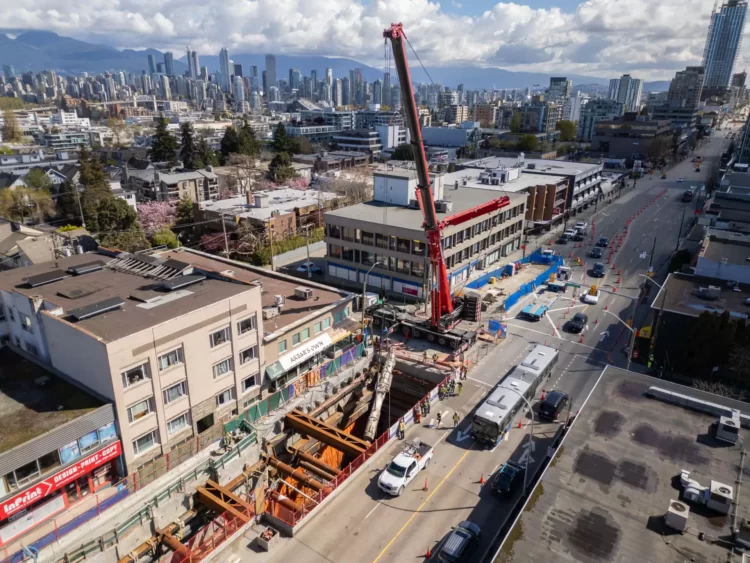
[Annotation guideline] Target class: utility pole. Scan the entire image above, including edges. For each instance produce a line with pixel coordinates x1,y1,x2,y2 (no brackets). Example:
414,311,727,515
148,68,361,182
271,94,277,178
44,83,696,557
648,236,657,273
220,213,229,256
269,226,275,271
305,224,311,279
675,207,687,251
75,185,86,230
626,298,637,372
650,288,667,375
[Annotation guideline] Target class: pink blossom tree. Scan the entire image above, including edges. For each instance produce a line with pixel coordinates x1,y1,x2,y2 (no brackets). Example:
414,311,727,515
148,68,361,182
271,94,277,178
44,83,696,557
137,201,177,237
200,232,229,254
287,177,310,190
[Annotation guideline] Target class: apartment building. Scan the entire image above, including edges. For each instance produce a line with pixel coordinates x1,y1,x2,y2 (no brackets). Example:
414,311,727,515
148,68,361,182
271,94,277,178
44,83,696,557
445,105,470,125
473,104,498,127
331,129,383,154
130,169,219,202
0,251,264,472
324,168,526,295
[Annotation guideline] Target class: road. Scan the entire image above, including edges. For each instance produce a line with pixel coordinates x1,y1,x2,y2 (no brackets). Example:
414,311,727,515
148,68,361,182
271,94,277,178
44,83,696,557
220,130,736,563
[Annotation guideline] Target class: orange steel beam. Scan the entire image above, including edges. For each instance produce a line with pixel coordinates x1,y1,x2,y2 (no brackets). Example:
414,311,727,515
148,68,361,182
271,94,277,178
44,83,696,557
196,480,253,523
160,532,191,558
285,409,370,457
289,447,341,476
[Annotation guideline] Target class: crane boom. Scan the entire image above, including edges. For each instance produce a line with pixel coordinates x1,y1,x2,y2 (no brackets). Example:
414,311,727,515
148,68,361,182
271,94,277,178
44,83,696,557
384,23,453,327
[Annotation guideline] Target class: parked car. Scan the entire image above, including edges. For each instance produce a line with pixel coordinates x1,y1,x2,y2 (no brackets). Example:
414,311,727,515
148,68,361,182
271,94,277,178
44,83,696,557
295,262,323,274
378,441,433,496
677,177,684,183
557,234,570,244
567,312,588,333
572,231,585,241
583,287,600,304
437,521,482,562
575,221,587,231
538,390,570,421
591,262,606,277
596,237,609,248
590,247,603,259
492,461,525,496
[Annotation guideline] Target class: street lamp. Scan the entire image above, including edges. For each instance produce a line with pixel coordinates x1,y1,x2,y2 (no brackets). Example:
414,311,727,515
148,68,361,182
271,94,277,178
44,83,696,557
501,387,535,494
603,310,636,371
642,235,657,274
362,261,384,324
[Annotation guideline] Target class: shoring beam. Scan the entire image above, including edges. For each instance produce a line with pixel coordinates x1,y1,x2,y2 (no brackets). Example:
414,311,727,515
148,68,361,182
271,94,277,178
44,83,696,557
289,447,341,476
285,409,370,457
196,480,253,523
265,456,330,492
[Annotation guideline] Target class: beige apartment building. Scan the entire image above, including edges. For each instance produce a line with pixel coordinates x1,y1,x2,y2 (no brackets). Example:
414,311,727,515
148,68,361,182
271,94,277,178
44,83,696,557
0,251,263,472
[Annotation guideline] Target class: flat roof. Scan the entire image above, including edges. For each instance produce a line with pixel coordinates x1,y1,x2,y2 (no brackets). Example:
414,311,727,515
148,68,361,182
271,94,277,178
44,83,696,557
700,230,750,263
324,189,527,233
462,156,602,177
200,189,340,220
499,367,750,563
441,168,567,193
0,252,256,342
652,272,750,319
158,248,353,338
0,348,103,453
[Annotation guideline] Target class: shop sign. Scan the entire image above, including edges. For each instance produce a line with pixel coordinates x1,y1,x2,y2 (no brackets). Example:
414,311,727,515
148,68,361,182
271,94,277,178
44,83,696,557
278,334,333,372
0,441,121,519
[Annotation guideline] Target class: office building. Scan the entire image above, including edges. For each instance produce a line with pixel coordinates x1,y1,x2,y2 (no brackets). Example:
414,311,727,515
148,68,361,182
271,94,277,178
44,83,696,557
547,77,572,103
591,113,672,161
703,0,748,88
473,103,498,127
445,104,470,125
233,75,245,110
234,64,243,78
372,79,383,106
265,54,277,98
147,54,156,75
383,72,392,107
160,74,171,101
164,52,174,77
611,74,644,112
187,50,200,79
577,99,624,141
2,65,15,80
563,92,587,122
667,66,705,109
326,68,333,86
219,48,231,93
608,78,620,101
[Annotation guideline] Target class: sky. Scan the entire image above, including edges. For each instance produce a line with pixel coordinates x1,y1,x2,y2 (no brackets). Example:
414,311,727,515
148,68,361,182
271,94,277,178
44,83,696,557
0,0,740,80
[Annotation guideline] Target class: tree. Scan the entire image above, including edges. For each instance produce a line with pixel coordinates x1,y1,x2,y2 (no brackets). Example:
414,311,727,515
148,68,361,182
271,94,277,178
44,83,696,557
2,109,22,142
268,152,297,182
137,201,177,237
23,168,53,191
238,119,261,157
706,157,722,195
107,118,126,147
200,232,229,253
151,228,180,249
294,136,315,154
391,143,415,161
56,181,82,222
179,122,198,169
149,118,178,165
0,186,54,222
646,135,671,162
175,194,194,225
100,230,151,253
556,120,576,142
220,126,240,159
518,134,539,152
196,138,220,168
510,113,522,134
228,153,257,194
272,123,291,153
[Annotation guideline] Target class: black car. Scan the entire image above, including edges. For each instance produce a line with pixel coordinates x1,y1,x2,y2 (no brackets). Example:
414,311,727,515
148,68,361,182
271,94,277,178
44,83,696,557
437,521,481,562
572,232,585,241
492,461,525,496
557,234,569,244
591,262,606,277
596,237,609,247
538,390,570,421
567,312,588,333
589,247,603,259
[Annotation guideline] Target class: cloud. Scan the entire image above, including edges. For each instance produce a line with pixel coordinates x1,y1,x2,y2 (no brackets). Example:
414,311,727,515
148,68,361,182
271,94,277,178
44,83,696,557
0,0,742,80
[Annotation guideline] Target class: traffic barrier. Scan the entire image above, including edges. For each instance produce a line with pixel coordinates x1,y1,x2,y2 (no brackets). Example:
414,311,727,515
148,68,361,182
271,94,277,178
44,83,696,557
517,420,523,429
594,318,598,324
424,477,429,491
604,305,608,310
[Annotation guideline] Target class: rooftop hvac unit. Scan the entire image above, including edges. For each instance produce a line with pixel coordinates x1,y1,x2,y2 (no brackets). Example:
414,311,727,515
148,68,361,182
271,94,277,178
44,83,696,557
696,286,720,300
527,163,536,170
665,500,689,532
716,415,740,444
274,294,285,307
294,287,313,300
262,306,280,320
434,201,453,213
408,199,420,209
707,481,734,514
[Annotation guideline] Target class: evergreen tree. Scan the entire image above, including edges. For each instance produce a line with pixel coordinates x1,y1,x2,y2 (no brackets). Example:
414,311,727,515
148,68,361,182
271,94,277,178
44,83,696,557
272,122,291,153
239,119,261,157
149,118,178,165
56,180,82,222
220,126,240,159
179,122,198,169
196,138,220,168
392,143,415,161
269,152,297,182
175,194,194,225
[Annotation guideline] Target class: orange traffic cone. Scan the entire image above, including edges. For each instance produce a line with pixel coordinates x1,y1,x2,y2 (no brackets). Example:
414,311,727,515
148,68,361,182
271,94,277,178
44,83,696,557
424,477,429,491
479,474,485,485
541,389,546,400
594,318,598,324
579,335,584,343
426,545,432,558
604,305,608,310
517,420,523,429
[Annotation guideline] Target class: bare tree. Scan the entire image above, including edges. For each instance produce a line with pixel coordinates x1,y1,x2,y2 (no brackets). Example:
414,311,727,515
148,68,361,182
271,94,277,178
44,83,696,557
107,118,126,147
228,153,259,195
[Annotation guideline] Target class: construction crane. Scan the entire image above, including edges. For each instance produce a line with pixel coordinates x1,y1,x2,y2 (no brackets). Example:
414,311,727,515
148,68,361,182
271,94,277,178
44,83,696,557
377,23,510,349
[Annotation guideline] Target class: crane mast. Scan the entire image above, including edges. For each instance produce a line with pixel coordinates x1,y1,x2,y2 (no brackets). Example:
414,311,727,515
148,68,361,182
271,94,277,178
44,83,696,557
383,23,453,328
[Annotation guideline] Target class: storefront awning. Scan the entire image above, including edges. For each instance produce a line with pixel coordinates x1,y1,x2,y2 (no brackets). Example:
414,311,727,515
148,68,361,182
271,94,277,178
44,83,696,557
265,361,286,381
278,333,333,372
599,181,615,196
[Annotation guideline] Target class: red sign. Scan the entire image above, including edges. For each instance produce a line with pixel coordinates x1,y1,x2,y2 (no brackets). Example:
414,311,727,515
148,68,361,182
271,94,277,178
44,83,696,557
1,441,121,519
402,285,419,297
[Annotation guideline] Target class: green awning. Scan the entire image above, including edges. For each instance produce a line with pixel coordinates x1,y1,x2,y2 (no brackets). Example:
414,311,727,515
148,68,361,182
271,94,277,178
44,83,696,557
265,361,286,382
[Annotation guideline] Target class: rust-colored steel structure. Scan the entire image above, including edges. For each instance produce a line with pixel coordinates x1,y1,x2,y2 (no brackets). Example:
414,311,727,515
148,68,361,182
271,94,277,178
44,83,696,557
285,409,370,457
195,480,254,523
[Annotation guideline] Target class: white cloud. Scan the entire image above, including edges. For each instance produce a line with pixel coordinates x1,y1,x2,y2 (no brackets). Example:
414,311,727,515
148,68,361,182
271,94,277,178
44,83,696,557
0,0,742,80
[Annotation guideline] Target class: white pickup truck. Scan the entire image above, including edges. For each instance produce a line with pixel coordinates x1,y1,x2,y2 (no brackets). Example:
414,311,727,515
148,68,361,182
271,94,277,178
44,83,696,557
377,440,434,496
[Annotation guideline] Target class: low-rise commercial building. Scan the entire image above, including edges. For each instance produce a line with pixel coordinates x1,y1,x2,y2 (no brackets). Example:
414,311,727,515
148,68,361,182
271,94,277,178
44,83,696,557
292,151,369,173
591,112,672,162
331,129,383,154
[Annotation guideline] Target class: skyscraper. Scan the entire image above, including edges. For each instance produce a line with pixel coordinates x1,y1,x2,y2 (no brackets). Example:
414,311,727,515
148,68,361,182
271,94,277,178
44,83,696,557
311,70,318,97
372,79,383,105
187,49,200,79
2,65,15,80
219,48,231,93
147,54,157,75
234,64,243,78
667,66,705,109
611,74,643,112
383,72,391,107
161,75,171,100
703,0,748,88
607,78,620,101
234,75,245,108
164,52,175,76
326,68,333,86
341,77,351,106
265,55,277,98
548,77,572,103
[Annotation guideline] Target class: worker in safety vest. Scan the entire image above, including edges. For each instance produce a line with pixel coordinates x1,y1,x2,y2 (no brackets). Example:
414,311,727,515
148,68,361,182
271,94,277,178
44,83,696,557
414,405,421,424
398,419,406,440
436,412,442,428
453,412,460,428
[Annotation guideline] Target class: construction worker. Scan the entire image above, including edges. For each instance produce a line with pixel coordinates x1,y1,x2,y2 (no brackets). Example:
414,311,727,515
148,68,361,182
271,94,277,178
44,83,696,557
453,412,460,428
422,350,428,363
425,397,431,414
398,418,406,440
436,412,442,428
457,381,463,396
414,405,421,424
449,379,456,396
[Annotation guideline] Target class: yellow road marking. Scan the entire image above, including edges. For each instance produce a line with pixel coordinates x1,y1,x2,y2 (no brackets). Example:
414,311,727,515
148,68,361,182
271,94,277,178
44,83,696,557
371,448,473,563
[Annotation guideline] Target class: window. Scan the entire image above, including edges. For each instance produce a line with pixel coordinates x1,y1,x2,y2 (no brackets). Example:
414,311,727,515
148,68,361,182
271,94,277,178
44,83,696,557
292,332,301,346
412,261,425,277
20,313,32,333
209,327,231,348
342,247,354,261
242,374,258,393
158,348,184,371
328,224,341,238
396,259,411,274
211,357,233,379
396,238,410,253
375,233,389,249
121,362,151,388
237,315,257,335
361,250,375,266
334,310,343,323
167,413,190,436
216,387,235,407
127,397,156,423
132,430,159,456
361,231,374,245
79,430,100,454
5,460,41,490
278,340,287,354
0,307,5,322
323,317,331,330
163,381,187,404
38,451,61,474
412,240,426,255
329,244,342,258
60,440,81,464
301,328,310,341
314,322,322,335
240,345,258,364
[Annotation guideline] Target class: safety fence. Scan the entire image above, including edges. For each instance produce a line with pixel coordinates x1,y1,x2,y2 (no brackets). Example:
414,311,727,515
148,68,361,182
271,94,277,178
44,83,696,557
171,505,255,563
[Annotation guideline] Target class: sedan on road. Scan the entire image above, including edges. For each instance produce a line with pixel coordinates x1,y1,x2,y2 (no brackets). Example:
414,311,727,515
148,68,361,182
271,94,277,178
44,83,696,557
583,288,600,304
589,247,603,259
677,177,684,182
591,262,606,277
567,312,588,333
295,262,323,274
596,237,609,247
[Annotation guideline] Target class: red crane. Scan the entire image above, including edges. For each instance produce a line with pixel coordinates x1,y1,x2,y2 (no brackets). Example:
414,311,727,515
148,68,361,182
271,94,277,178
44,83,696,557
383,23,510,331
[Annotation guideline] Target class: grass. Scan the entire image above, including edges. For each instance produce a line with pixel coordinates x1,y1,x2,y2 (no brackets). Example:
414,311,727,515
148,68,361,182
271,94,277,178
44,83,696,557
495,521,524,563
550,445,564,467
525,483,544,513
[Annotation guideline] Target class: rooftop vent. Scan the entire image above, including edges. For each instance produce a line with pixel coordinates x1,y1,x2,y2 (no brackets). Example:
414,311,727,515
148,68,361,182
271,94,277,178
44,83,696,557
262,306,280,320
220,270,235,277
160,274,206,292
294,287,313,300
25,269,68,288
665,500,689,532
695,286,721,300
67,261,106,276
69,297,124,321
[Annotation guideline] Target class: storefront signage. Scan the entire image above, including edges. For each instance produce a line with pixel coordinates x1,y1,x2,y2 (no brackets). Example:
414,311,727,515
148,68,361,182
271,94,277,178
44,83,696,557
0,441,121,519
278,334,332,372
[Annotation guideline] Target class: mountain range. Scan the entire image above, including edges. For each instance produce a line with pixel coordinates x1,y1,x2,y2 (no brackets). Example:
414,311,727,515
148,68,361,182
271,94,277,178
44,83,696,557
0,30,671,92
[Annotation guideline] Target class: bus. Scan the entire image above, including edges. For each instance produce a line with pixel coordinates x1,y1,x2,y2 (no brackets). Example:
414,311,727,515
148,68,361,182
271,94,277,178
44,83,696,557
471,345,559,446
682,185,698,202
